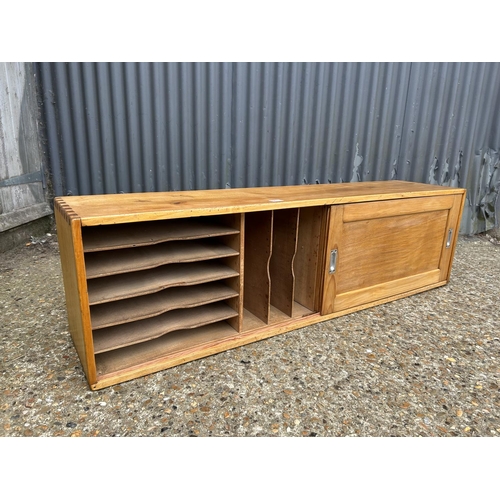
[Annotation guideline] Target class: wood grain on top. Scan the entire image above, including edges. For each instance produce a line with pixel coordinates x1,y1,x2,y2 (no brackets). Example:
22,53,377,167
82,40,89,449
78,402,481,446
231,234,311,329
55,181,466,226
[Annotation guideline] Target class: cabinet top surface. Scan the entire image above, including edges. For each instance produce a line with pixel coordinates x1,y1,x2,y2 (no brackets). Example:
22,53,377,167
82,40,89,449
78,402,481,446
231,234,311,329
55,181,465,226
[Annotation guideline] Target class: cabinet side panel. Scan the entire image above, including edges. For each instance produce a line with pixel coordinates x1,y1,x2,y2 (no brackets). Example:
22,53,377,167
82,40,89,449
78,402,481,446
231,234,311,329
54,203,96,385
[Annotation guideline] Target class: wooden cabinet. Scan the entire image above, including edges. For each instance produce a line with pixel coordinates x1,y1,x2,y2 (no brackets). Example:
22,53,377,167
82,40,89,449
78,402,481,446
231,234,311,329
54,181,465,390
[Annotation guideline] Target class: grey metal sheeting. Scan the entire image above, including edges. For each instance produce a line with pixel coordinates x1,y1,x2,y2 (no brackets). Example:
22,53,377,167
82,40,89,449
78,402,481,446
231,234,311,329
38,62,500,234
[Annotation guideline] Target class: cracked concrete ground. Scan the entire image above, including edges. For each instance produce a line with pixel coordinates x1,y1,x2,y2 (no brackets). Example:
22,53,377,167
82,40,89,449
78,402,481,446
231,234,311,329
1,232,499,437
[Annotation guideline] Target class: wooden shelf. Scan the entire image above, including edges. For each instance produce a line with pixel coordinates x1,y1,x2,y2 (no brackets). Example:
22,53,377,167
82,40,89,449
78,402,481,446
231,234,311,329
93,302,238,354
95,321,239,374
85,240,239,279
83,219,239,252
90,282,239,329
87,262,239,305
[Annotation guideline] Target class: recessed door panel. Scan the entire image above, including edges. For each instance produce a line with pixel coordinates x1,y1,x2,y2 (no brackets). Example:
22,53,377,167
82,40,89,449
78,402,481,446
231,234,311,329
321,194,464,315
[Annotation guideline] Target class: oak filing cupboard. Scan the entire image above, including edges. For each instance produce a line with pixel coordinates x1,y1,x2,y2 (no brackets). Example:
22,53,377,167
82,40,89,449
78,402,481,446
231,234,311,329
54,181,466,390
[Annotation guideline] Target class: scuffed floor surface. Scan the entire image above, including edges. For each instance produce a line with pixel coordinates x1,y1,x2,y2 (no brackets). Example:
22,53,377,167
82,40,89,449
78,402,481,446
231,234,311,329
1,235,499,437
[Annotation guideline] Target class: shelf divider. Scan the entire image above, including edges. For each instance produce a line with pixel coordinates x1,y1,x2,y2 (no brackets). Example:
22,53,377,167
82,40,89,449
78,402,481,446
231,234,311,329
243,211,273,324
83,218,239,252
87,262,239,305
90,282,239,330
269,208,299,317
217,213,244,333
93,303,238,354
85,240,238,279
95,321,239,376
294,206,325,312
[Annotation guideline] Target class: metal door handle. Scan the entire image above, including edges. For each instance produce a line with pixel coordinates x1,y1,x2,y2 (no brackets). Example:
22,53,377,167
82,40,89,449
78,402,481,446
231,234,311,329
329,249,337,274
446,229,453,248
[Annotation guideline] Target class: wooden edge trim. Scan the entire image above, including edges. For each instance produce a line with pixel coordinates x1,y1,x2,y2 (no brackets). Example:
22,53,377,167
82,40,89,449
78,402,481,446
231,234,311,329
445,191,467,282
334,269,441,312
70,218,97,384
54,197,80,224
342,195,455,223
77,188,467,226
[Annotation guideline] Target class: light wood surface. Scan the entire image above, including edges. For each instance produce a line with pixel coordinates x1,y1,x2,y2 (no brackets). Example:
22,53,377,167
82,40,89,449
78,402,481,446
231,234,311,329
56,181,465,226
336,209,448,295
54,182,466,390
87,262,239,305
93,303,238,353
322,195,457,314
334,269,441,312
343,195,454,222
90,282,238,329
321,206,344,315
54,205,96,384
84,240,239,279
439,193,466,282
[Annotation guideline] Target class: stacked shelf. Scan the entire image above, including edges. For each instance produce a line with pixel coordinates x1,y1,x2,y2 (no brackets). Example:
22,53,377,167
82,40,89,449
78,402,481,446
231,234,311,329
81,216,243,376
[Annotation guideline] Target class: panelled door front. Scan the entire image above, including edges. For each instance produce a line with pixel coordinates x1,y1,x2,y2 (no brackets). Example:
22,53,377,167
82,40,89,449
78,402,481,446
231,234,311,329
321,194,464,315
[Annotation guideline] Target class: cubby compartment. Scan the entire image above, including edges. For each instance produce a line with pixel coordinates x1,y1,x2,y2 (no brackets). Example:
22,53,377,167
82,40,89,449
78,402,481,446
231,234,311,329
242,207,324,332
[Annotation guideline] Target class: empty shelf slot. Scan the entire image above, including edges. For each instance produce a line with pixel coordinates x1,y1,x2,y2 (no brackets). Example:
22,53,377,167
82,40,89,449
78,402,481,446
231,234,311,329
294,206,324,312
269,208,299,317
242,302,314,332
243,211,273,324
85,240,239,279
91,282,239,329
96,321,238,376
87,262,239,305
93,304,238,354
83,219,239,252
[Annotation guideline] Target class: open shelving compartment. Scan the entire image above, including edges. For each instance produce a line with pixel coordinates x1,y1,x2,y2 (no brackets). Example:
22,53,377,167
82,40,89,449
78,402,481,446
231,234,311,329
242,206,325,332
81,214,244,380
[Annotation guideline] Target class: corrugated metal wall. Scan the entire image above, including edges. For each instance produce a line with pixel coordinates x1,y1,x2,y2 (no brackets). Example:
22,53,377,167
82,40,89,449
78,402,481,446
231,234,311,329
38,62,500,234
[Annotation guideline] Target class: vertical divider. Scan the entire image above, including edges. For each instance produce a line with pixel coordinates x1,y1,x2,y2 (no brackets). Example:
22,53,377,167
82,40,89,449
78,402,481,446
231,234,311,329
294,206,325,312
243,211,273,324
269,208,300,317
219,213,244,332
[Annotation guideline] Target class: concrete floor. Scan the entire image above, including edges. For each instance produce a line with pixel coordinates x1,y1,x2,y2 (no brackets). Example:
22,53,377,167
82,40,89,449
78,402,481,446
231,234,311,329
1,233,499,437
